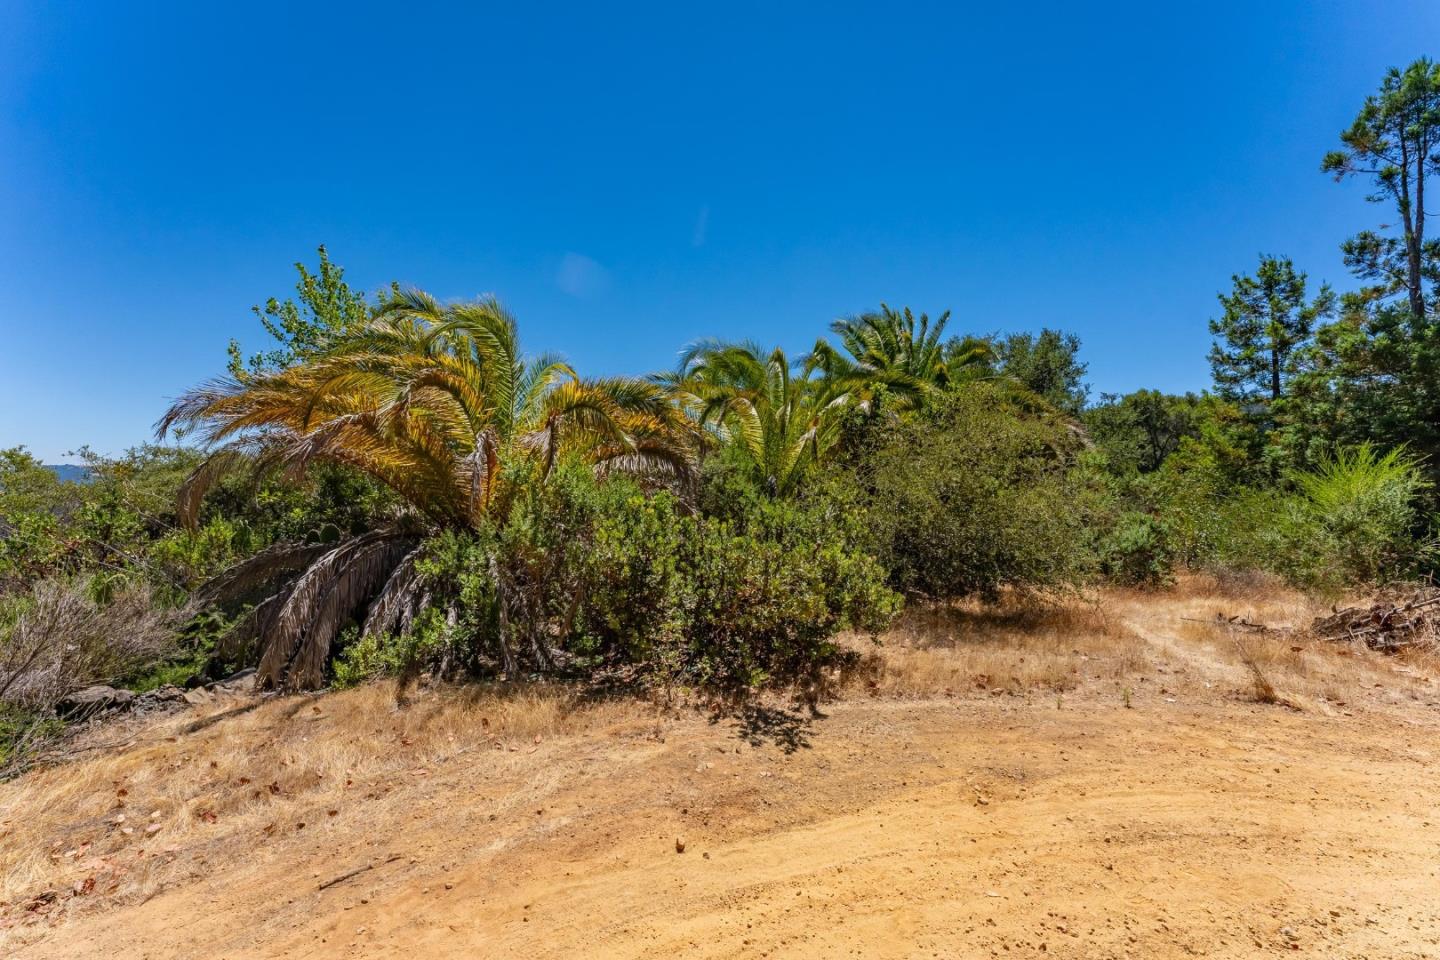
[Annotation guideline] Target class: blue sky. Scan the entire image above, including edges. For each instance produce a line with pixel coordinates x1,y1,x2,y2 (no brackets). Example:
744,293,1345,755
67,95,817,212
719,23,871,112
2,1,1437,461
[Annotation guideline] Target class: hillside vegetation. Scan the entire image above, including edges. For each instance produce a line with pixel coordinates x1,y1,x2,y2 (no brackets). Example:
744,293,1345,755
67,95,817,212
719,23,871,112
8,60,1440,759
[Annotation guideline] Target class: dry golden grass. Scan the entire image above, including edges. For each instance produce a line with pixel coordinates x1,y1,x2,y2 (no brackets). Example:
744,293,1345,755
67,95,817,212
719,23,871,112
844,591,1150,699
860,576,1440,712
1139,575,1440,709
0,681,663,911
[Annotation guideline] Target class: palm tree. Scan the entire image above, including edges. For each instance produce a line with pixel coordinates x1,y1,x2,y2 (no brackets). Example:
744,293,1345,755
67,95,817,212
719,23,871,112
810,304,969,407
659,340,856,497
160,290,694,690
943,333,1000,384
817,305,1088,442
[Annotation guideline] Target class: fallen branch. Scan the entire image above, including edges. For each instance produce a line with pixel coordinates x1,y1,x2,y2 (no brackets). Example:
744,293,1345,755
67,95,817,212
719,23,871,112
1311,588,1440,652
318,853,404,891
1181,614,1271,632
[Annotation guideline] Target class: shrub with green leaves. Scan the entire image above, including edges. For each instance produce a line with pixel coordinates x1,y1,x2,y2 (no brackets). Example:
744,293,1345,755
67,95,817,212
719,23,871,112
1146,443,1431,589
1097,512,1175,587
332,463,899,695
835,384,1097,599
677,502,899,690
1292,445,1430,583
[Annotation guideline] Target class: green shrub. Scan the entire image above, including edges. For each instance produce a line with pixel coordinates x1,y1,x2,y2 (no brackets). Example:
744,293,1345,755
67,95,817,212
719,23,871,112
338,462,899,695
1097,512,1174,587
1293,445,1430,583
572,489,688,668
838,384,1096,598
1148,443,1431,589
677,504,899,690
332,611,453,687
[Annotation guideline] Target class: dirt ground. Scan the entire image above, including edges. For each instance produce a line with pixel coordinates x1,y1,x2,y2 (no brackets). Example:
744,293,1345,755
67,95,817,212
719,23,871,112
3,585,1439,959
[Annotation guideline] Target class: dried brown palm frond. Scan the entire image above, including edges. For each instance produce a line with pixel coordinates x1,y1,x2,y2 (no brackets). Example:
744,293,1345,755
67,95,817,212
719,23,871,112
360,545,425,640
254,529,420,691
194,542,335,607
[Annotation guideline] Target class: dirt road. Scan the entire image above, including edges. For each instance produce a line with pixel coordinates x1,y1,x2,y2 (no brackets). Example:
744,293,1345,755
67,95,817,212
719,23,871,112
6,695,1438,959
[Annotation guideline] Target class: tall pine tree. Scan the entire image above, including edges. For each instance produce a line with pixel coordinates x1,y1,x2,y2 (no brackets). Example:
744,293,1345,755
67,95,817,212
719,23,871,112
1323,57,1440,324
1209,255,1333,404
1290,58,1440,481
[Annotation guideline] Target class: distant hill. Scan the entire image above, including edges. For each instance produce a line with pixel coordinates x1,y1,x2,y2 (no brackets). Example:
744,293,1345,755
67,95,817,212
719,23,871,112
46,464,92,483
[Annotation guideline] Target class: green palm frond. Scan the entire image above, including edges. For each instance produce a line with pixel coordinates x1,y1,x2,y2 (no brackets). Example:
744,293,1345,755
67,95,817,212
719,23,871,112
820,303,955,407
663,339,855,495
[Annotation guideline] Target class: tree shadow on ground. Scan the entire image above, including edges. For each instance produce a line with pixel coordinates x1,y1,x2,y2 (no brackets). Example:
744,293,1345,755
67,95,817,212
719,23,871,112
713,703,818,754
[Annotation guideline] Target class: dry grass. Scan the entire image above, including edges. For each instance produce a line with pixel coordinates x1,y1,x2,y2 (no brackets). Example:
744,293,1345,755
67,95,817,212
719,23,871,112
1,581,185,712
845,591,1150,699
0,681,663,913
1149,575,1440,709
1175,618,1439,708
861,576,1440,712
6,578,1439,930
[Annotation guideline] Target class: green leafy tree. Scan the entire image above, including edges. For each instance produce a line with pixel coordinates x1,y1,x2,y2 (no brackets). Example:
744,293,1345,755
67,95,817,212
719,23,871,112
227,245,375,377
1287,303,1440,471
993,329,1088,413
1208,256,1333,403
0,449,79,592
0,448,74,522
840,383,1095,598
1085,390,1207,474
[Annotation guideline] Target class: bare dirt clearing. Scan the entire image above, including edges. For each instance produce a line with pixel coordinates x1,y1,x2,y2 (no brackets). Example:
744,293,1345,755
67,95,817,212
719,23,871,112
3,585,1439,959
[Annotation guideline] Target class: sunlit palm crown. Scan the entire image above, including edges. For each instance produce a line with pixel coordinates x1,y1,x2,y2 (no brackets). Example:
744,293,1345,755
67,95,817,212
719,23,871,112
159,290,695,530
657,340,855,496
155,291,696,692
808,305,948,401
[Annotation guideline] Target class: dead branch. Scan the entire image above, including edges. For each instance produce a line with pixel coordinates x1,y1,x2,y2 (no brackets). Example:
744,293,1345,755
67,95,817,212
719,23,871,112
318,853,404,891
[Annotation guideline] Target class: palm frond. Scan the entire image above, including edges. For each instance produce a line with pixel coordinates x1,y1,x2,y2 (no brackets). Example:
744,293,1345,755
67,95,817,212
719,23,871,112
360,545,426,639
256,530,418,691
196,541,335,606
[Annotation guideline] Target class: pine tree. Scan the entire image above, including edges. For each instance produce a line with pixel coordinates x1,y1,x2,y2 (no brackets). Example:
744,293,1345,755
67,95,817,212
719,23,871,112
1208,256,1333,404
1323,57,1440,323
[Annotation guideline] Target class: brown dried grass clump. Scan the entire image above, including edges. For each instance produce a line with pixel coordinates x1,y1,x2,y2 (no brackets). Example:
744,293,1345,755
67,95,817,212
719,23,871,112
845,591,1149,699
0,582,185,712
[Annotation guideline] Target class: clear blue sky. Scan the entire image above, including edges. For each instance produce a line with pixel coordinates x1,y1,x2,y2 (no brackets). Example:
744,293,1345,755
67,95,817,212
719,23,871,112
2,1,1436,461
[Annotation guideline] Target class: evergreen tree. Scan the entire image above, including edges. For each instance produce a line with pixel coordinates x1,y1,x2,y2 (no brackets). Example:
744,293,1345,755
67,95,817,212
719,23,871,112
1323,57,1440,323
1208,256,1333,403
1291,59,1440,480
